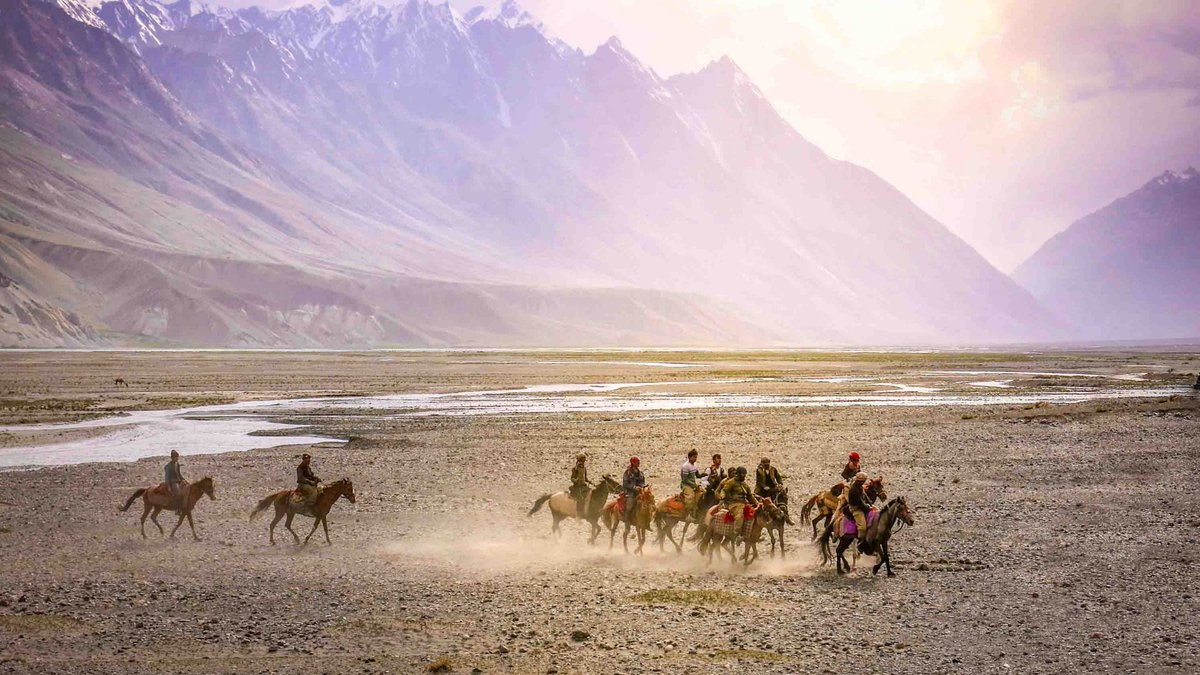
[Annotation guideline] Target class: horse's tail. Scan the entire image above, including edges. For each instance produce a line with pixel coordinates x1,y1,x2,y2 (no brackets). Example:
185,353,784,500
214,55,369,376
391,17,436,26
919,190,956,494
527,494,552,517
249,492,285,521
119,489,146,512
799,493,818,524
817,523,835,565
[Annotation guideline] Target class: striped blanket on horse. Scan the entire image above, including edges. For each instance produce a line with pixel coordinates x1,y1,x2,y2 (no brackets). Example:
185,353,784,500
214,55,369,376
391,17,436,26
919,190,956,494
707,504,757,538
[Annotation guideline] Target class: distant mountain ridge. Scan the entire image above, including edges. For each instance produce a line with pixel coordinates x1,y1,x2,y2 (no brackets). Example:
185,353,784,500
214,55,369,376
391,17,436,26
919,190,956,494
1014,168,1200,340
0,0,1057,347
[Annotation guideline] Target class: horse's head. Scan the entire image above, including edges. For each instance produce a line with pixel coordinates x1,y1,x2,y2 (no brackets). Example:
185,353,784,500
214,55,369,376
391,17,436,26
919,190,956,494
197,476,216,500
868,477,887,501
600,474,621,491
337,478,356,504
638,486,655,504
893,496,914,526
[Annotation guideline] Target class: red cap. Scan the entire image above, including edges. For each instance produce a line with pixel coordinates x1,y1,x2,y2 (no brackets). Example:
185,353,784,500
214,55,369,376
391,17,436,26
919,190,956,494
630,457,640,465
849,452,860,461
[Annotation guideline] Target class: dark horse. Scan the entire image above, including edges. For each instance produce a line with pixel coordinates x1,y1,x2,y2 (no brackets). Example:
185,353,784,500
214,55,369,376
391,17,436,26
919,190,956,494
763,486,795,558
818,496,914,577
527,474,621,544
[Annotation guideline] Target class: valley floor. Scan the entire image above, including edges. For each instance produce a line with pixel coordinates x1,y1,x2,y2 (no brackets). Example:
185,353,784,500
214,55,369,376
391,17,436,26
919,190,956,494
0,350,1197,674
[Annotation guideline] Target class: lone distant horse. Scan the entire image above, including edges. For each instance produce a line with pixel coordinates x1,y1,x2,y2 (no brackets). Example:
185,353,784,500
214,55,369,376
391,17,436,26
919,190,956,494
818,496,914,576
114,378,129,388
249,478,356,546
120,476,215,540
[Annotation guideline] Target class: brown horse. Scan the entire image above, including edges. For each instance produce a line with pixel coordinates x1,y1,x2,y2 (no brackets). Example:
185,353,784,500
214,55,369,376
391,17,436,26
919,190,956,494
119,476,215,540
601,487,656,554
819,496,914,576
249,478,356,546
698,500,781,567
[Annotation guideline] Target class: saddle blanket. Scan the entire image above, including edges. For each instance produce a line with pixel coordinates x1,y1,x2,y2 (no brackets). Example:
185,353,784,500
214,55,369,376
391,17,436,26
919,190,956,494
838,508,878,537
706,505,756,538
660,495,686,517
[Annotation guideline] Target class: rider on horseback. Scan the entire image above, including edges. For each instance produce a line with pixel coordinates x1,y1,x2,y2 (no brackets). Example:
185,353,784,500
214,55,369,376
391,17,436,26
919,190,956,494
570,453,592,518
841,452,862,481
164,450,186,509
845,471,871,542
680,450,701,516
754,457,784,500
622,457,645,522
701,453,725,489
296,453,321,510
717,467,759,538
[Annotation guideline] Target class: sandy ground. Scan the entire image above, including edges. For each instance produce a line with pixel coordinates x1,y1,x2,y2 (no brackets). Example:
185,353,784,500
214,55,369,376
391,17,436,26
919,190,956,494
0,350,1198,674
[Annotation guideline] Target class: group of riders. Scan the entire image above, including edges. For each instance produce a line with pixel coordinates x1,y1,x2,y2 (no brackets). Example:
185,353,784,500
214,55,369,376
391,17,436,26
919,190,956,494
160,449,323,511
567,448,877,546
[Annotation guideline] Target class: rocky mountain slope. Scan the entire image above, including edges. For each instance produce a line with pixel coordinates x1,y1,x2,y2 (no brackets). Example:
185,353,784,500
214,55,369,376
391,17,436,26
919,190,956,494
0,0,1057,347
1014,168,1200,340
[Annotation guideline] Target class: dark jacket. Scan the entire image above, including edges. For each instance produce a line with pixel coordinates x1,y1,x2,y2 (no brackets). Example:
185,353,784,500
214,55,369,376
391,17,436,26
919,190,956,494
847,480,870,513
297,462,320,488
164,460,184,484
571,464,589,488
841,461,860,481
622,467,645,494
755,465,782,495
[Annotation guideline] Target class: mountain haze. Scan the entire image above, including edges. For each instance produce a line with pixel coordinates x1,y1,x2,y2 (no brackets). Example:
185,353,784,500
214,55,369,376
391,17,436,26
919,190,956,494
0,0,1056,347
1014,168,1200,340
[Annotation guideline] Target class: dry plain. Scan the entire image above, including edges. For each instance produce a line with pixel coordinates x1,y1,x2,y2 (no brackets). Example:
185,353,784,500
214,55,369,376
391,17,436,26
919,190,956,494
0,349,1197,674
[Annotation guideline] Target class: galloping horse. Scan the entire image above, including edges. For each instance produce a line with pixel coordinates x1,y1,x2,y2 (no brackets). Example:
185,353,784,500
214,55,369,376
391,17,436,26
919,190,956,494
763,487,793,558
738,498,786,567
653,487,715,553
800,477,886,539
602,486,656,554
119,476,215,540
527,475,621,544
698,499,780,567
249,478,356,546
818,496,914,576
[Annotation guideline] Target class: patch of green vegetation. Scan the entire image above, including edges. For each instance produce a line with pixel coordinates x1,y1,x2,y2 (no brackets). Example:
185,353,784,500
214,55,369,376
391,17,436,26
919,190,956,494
631,589,752,605
712,649,787,662
0,398,98,412
0,615,84,633
961,414,976,420
137,396,236,410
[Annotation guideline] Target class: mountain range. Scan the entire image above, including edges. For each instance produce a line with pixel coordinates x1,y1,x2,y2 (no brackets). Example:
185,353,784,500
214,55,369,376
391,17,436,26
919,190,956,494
0,0,1183,348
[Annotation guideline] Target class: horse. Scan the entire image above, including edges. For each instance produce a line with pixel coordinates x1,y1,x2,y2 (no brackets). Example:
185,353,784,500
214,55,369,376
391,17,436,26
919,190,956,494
799,482,844,539
601,486,656,554
739,498,786,567
114,377,129,388
119,476,215,540
653,486,715,553
763,487,794,558
818,496,914,576
801,477,886,540
249,478,356,546
527,475,621,544
698,499,780,567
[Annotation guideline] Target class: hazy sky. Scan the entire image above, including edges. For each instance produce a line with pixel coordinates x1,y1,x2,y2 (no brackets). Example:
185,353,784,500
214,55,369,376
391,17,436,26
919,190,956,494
234,0,1200,270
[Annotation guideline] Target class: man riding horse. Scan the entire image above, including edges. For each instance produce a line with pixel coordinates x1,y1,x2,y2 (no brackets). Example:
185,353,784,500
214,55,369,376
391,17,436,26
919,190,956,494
844,472,871,543
680,450,701,517
701,453,725,490
163,450,186,509
569,453,592,518
754,457,784,501
841,451,862,481
716,466,759,538
622,457,645,523
294,453,321,511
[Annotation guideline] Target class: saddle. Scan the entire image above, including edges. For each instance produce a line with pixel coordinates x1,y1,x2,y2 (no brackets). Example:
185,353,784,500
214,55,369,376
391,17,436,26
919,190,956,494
835,507,878,538
660,494,686,517
706,505,756,538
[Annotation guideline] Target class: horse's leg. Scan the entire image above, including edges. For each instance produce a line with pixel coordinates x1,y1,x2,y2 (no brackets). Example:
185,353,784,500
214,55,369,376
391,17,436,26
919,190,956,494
589,520,601,545
882,541,894,577
322,516,331,545
139,502,151,538
778,527,786,560
169,510,185,538
767,528,776,557
187,512,199,541
621,522,631,554
268,507,285,546
551,513,563,537
302,515,322,546
285,513,301,545
150,507,165,536
836,537,849,574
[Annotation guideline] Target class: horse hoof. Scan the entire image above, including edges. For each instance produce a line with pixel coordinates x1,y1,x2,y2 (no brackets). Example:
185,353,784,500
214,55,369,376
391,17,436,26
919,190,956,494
887,572,896,578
